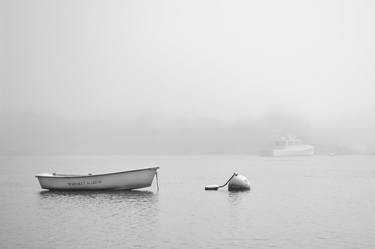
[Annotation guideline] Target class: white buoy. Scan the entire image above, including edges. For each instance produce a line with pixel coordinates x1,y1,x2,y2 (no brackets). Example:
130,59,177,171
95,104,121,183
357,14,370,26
228,174,250,191
205,173,251,191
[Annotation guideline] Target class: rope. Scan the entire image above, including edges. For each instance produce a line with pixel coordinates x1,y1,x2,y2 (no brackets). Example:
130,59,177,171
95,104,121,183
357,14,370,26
155,171,159,192
218,173,238,189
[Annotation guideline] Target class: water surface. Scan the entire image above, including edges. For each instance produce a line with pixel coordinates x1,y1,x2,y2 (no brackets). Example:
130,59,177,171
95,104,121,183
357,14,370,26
1,155,374,249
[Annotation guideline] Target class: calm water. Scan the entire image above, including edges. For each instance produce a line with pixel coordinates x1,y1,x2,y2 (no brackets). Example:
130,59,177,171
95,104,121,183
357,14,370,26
1,155,375,249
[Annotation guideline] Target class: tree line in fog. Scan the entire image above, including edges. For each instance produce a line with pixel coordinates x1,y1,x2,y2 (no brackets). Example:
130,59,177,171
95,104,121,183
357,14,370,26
1,112,374,155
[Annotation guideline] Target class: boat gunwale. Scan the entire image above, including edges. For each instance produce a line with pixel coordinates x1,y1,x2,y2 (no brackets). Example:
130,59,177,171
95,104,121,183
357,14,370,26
35,167,159,178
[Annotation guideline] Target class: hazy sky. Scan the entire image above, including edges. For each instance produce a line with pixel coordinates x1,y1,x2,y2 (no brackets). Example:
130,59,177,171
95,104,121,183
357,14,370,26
2,0,374,119
1,0,375,154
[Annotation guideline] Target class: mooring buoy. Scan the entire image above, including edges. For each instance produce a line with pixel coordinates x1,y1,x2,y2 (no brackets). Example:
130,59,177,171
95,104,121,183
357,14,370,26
205,173,250,191
205,173,237,190
228,174,250,191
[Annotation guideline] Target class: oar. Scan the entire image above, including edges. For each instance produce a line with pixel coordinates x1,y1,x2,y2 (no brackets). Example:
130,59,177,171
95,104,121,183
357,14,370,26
205,173,238,190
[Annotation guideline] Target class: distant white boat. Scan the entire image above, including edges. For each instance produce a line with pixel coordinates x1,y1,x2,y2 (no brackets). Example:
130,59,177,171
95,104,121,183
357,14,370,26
36,167,159,190
273,136,314,156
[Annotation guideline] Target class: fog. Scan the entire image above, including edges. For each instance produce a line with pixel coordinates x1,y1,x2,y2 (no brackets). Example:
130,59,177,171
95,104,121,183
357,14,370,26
1,0,375,154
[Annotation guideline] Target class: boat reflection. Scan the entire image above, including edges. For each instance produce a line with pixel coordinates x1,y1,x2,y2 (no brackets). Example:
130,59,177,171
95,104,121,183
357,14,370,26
38,189,158,204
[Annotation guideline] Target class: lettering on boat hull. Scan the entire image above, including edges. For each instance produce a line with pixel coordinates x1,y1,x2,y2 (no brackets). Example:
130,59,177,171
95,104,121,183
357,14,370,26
67,180,102,186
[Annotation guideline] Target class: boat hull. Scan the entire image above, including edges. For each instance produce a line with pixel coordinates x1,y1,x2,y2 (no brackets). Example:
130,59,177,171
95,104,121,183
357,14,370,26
36,167,159,190
273,145,314,156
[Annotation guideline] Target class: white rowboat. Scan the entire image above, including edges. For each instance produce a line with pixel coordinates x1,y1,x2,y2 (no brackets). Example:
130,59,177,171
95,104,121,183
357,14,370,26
35,167,159,190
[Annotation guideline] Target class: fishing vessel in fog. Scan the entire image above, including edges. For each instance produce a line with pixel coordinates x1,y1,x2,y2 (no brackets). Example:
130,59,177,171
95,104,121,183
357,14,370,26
273,136,314,156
